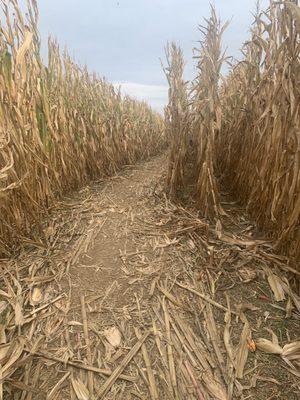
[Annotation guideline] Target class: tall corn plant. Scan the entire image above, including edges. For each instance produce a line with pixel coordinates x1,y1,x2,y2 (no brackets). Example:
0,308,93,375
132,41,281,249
164,1,299,261
219,0,300,258
0,0,165,255
191,7,227,220
163,43,190,198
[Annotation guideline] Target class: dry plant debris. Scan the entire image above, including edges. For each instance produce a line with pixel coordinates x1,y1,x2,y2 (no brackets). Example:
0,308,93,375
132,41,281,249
0,0,299,399
164,0,300,261
0,155,299,399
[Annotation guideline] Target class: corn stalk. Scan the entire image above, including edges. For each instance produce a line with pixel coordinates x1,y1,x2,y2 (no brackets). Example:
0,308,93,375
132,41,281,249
0,0,165,255
163,43,190,198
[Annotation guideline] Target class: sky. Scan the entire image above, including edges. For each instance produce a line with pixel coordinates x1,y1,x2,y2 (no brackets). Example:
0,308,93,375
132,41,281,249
37,0,269,112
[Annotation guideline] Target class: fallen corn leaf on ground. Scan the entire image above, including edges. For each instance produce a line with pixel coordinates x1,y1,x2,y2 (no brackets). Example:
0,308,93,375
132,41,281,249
1,154,299,399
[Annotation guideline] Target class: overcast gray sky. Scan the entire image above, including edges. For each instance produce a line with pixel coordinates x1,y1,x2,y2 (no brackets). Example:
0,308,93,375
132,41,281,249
38,0,268,112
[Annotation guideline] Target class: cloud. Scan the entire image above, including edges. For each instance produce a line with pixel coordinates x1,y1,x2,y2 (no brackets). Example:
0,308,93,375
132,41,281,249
113,82,168,113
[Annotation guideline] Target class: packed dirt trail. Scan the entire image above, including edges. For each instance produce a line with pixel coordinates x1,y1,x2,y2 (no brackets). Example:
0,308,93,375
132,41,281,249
2,155,299,400
68,155,166,315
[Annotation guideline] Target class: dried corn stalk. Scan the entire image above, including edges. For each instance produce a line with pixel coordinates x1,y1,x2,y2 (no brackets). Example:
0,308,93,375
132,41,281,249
164,8,227,220
164,1,299,262
218,0,300,260
163,43,190,198
0,0,165,255
191,7,228,219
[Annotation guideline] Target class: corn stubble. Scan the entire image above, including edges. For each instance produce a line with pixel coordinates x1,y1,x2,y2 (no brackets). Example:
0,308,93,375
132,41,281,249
164,1,300,261
0,0,165,255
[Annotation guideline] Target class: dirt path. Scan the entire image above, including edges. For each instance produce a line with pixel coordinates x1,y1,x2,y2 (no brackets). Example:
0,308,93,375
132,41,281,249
1,154,299,400
68,154,166,314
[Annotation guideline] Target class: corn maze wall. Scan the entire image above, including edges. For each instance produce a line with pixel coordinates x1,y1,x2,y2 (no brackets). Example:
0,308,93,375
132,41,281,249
0,0,165,255
165,1,300,261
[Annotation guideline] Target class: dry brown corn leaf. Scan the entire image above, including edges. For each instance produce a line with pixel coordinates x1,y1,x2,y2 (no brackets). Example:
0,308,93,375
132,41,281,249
71,378,91,400
256,336,300,373
215,219,222,239
281,279,300,313
282,341,300,358
30,287,43,306
282,341,300,371
15,30,34,83
235,316,250,379
2,337,25,379
285,297,293,318
220,234,266,248
203,376,228,400
47,371,70,400
0,344,10,362
284,2,300,32
265,269,285,302
68,321,83,327
103,326,122,348
223,295,234,399
14,301,24,327
256,338,283,355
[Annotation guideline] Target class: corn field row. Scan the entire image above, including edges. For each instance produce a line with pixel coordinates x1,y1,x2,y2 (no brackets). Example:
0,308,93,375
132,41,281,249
0,0,165,255
165,1,300,261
